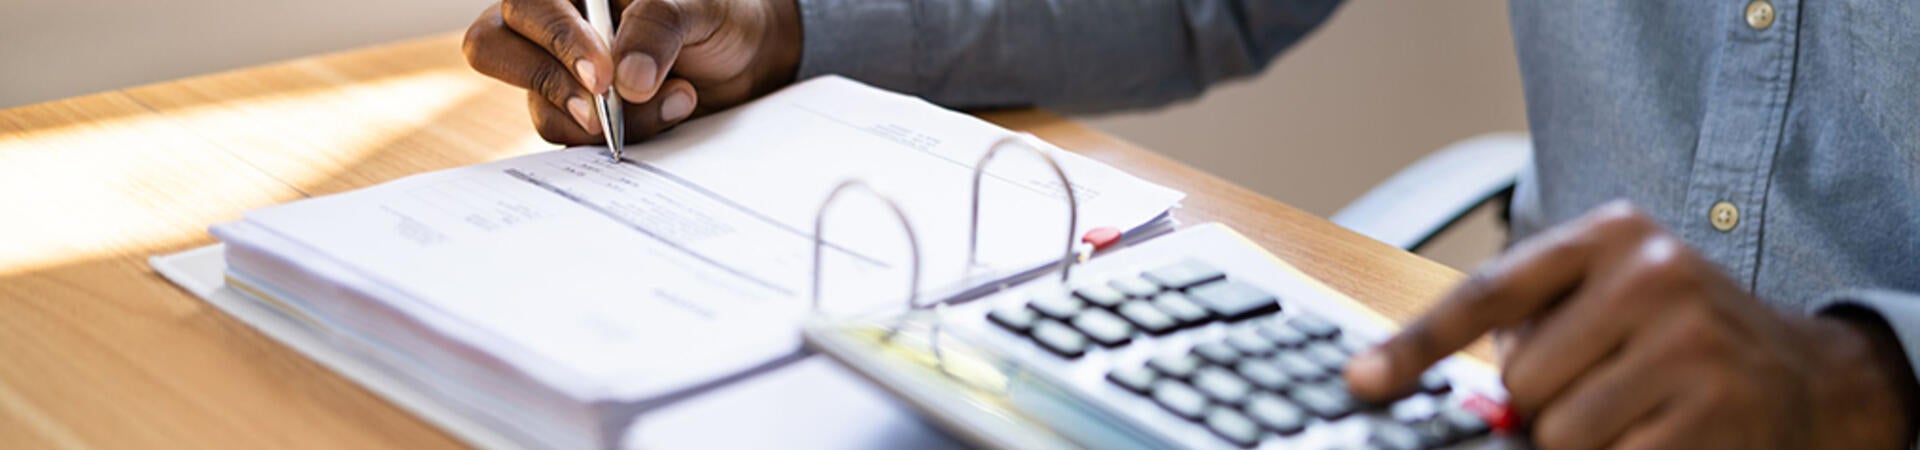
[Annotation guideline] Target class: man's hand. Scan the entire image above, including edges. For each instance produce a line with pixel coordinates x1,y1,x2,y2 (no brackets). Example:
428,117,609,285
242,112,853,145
461,0,802,145
1344,201,1918,449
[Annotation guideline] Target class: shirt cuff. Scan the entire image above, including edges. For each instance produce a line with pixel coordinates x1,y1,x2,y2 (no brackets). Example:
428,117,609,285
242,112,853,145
1807,288,1920,450
794,0,919,94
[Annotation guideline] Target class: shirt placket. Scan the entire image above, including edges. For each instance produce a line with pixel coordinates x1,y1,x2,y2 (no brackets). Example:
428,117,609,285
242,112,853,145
1680,0,1801,288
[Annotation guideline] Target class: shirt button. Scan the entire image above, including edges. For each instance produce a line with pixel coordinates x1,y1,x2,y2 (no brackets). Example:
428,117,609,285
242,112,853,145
1710,201,1740,232
1746,0,1776,30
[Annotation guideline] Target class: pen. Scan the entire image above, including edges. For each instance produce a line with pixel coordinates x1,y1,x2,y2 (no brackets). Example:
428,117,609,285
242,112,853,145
585,0,625,162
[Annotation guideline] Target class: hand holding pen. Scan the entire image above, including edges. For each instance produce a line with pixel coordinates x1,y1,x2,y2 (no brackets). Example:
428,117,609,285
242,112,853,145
461,0,803,147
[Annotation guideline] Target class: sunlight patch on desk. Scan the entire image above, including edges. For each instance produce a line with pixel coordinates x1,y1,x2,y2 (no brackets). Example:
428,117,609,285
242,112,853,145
0,94,302,278
124,67,517,196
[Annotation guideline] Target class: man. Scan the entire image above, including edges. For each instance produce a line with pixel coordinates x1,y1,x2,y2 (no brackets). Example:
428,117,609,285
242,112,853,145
461,0,1920,447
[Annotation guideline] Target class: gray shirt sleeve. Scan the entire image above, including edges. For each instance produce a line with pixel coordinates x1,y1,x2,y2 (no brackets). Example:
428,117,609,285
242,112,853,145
793,0,1342,112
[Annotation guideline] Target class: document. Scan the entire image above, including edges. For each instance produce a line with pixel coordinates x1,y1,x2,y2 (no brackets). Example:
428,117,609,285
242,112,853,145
213,76,1184,405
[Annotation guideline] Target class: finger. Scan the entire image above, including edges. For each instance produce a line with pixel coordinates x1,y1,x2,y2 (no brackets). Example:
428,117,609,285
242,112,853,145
612,0,710,102
1507,233,1702,417
1605,410,1680,450
617,77,699,142
501,0,613,94
1346,202,1654,401
1345,232,1599,401
468,8,604,135
1607,386,1716,450
1529,313,1695,450
529,91,599,145
1499,269,1648,416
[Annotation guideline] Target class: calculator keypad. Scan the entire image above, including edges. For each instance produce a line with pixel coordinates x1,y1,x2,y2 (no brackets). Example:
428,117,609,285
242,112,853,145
988,259,1498,448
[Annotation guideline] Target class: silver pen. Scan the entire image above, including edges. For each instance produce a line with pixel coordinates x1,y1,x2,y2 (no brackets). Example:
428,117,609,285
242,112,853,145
584,0,625,162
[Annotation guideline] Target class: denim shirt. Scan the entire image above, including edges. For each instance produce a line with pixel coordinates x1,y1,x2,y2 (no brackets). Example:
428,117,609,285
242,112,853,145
796,0,1920,408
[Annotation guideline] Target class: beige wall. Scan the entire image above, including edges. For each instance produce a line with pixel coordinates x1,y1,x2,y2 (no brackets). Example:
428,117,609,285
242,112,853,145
1,0,1525,270
1081,0,1527,270
0,0,496,108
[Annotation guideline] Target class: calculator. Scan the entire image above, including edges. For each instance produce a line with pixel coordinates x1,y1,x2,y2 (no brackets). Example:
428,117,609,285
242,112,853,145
806,223,1523,449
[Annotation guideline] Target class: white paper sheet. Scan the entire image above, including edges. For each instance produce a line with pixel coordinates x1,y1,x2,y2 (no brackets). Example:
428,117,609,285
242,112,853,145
152,245,966,450
216,76,1183,403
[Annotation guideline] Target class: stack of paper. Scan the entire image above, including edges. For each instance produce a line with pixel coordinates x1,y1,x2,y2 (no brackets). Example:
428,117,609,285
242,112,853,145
207,76,1183,448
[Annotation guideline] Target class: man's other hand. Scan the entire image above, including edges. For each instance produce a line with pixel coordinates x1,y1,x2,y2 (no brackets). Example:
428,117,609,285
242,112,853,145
1345,201,1918,449
462,0,802,145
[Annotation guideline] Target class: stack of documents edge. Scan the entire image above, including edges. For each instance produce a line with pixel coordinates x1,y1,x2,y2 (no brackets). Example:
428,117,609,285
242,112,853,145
205,76,1184,448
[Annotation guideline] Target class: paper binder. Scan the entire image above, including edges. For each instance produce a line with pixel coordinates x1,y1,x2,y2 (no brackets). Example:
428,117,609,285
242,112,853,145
809,134,1082,379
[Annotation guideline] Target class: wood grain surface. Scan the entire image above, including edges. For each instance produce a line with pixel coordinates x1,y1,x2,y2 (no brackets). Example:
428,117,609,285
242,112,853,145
0,32,1465,449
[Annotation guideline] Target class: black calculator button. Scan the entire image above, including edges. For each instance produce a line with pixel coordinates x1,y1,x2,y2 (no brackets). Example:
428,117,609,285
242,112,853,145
1106,365,1158,395
1272,352,1328,381
1186,281,1280,322
1027,293,1085,320
1108,276,1163,298
1142,259,1227,290
1073,284,1129,309
1150,380,1210,421
1116,301,1178,335
1244,393,1308,435
1290,383,1358,419
1204,407,1265,448
1434,407,1491,441
1226,328,1276,356
986,305,1039,334
1255,320,1311,348
1288,313,1342,339
1030,320,1088,358
1193,366,1254,406
1192,341,1243,366
1148,353,1203,380
1150,293,1213,327
1414,415,1460,446
1070,308,1135,347
1234,360,1294,392
1369,421,1428,450
1303,342,1351,372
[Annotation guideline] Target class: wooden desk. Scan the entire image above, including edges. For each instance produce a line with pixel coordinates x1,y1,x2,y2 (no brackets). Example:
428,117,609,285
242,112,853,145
0,33,1463,448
